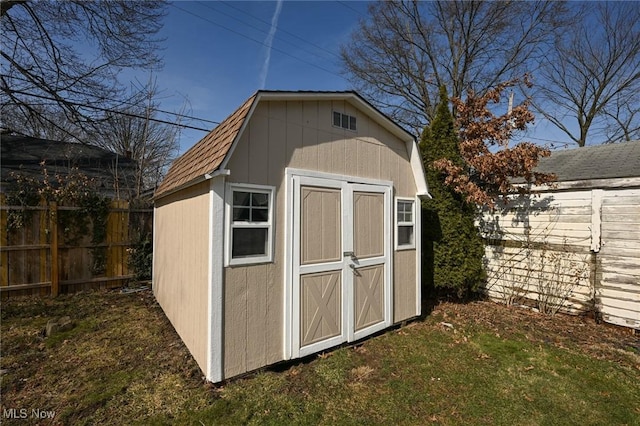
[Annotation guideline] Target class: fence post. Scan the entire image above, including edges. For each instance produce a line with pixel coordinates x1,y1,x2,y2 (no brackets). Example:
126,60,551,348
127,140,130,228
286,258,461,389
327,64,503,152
40,199,48,293
50,202,59,297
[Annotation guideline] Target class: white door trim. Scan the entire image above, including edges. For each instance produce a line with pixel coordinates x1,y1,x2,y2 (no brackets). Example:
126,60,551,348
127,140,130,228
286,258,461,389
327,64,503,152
292,175,347,358
284,168,393,360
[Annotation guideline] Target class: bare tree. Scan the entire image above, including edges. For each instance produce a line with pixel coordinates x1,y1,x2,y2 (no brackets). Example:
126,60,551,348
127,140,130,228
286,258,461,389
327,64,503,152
94,82,181,197
0,0,167,141
341,1,567,133
531,2,640,147
602,91,640,143
1,104,78,141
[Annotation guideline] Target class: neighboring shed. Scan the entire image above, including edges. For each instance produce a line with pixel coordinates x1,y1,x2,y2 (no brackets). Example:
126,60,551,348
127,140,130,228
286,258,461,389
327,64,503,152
481,141,640,330
153,91,429,382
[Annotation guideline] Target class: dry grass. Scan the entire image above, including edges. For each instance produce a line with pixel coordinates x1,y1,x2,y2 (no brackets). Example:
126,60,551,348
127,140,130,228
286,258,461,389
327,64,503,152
1,289,214,425
1,290,639,425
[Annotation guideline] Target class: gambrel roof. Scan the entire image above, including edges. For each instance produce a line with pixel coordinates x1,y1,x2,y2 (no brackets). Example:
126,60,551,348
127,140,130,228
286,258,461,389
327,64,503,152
155,94,256,197
156,91,428,199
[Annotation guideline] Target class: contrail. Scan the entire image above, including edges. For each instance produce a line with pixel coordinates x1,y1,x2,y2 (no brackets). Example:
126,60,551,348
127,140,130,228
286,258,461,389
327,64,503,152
259,0,283,89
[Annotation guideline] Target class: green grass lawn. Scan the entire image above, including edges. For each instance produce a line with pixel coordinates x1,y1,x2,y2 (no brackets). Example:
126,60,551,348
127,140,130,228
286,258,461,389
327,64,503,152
1,290,639,425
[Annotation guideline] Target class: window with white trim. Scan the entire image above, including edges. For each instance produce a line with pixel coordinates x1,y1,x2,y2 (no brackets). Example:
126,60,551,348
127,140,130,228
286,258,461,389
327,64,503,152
227,184,274,265
395,198,415,249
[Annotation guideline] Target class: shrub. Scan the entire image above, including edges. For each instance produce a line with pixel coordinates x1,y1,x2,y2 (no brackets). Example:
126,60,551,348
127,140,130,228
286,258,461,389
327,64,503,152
128,234,152,281
421,86,486,298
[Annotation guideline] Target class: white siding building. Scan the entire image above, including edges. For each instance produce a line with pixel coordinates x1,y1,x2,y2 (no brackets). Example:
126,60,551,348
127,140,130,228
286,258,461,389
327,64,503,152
482,142,640,330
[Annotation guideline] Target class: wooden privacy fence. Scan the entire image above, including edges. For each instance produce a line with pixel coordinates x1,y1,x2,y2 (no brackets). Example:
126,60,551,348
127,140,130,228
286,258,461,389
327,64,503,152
0,199,152,298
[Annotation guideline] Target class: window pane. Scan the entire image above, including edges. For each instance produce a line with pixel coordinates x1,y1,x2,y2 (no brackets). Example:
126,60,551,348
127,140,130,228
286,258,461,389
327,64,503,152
341,113,349,129
232,228,268,257
251,207,269,222
398,201,413,222
349,115,357,131
398,225,414,246
233,191,251,207
252,192,269,207
333,111,341,127
233,207,250,221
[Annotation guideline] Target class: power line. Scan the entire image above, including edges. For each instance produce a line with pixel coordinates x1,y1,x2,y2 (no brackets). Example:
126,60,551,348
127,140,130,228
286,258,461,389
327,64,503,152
524,135,573,145
196,2,326,59
211,1,341,60
7,89,215,132
2,74,221,126
171,2,344,80
337,1,368,18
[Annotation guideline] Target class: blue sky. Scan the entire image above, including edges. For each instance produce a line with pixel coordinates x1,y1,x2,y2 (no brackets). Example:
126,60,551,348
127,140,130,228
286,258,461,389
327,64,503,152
139,1,570,155
141,1,369,154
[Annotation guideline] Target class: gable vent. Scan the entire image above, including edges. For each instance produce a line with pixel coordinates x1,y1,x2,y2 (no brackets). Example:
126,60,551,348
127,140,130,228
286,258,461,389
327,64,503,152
333,111,357,131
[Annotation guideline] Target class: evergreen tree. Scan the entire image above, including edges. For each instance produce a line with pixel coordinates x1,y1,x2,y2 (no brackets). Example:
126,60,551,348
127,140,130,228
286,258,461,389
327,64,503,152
421,86,486,298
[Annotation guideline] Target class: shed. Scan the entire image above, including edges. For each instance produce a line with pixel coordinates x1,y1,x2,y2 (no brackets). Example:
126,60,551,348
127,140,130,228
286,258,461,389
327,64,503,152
153,91,429,382
481,141,640,330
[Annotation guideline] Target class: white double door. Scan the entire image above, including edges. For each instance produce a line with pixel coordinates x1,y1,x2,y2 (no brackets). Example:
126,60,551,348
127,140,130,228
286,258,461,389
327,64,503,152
290,175,392,358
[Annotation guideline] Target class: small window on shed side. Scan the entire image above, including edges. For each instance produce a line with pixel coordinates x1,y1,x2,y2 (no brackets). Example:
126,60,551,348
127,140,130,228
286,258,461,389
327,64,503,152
226,184,275,266
395,198,415,250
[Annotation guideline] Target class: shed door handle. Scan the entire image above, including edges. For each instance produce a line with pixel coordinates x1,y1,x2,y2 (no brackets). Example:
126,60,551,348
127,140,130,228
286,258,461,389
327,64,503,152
349,263,360,276
343,251,357,260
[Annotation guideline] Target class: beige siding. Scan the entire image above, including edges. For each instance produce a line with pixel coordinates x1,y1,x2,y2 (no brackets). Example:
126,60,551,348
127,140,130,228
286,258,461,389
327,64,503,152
598,189,640,329
394,250,417,322
224,263,282,378
229,100,417,196
222,99,419,377
154,181,211,372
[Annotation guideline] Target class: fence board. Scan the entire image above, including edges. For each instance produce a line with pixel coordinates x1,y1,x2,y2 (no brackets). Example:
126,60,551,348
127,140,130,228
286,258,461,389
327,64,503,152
0,200,152,298
50,202,59,296
1,197,7,286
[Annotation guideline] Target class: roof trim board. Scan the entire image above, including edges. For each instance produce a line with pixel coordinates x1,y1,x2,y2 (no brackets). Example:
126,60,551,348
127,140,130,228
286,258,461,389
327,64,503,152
525,176,640,192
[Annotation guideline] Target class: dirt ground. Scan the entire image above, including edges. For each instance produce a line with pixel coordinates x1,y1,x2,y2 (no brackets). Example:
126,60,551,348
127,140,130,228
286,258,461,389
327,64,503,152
433,299,640,368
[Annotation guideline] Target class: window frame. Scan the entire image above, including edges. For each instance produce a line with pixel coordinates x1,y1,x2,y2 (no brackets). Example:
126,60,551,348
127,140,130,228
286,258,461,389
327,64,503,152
225,183,275,266
395,197,416,250
332,110,357,131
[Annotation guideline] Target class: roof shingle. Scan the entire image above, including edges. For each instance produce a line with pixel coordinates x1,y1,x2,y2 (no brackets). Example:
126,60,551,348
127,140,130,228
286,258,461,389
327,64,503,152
155,93,256,197
537,141,640,182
